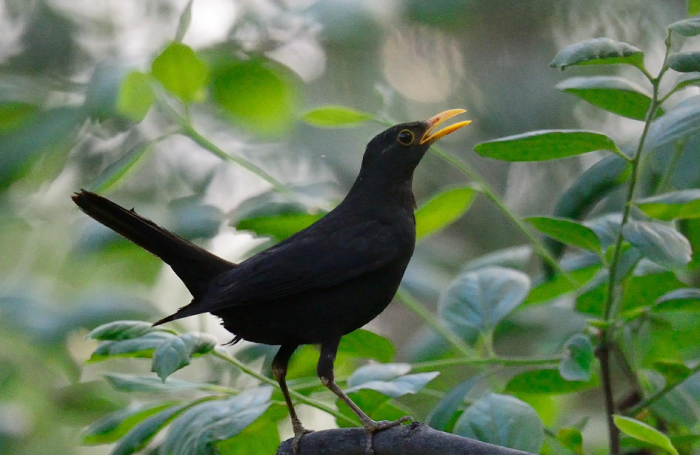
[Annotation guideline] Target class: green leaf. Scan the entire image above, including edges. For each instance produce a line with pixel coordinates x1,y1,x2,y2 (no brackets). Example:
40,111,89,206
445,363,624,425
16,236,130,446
652,360,693,387
415,186,477,240
82,402,178,445
556,427,584,454
621,270,686,313
151,332,217,381
526,216,602,254
646,96,700,150
614,415,679,455
474,130,623,162
622,221,692,269
116,72,155,122
103,373,232,393
338,329,395,362
461,245,533,272
453,393,544,453
0,102,38,134
635,189,700,221
655,288,700,312
110,402,194,455
506,368,598,395
426,375,485,432
346,363,439,398
174,0,194,42
438,267,531,342
559,334,594,381
669,17,700,36
691,0,700,15
550,38,645,70
523,254,601,306
301,105,374,128
87,320,164,341
215,415,281,455
151,42,209,103
160,388,272,455
556,76,660,121
89,140,159,193
668,53,700,73
668,73,700,97
235,213,324,241
89,331,176,363
211,58,297,134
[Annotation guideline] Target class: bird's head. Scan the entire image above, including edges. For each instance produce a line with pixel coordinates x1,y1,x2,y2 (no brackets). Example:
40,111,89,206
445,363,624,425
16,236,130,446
360,109,471,181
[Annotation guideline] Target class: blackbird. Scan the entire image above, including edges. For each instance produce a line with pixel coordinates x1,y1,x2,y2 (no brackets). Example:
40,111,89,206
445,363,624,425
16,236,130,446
72,109,470,453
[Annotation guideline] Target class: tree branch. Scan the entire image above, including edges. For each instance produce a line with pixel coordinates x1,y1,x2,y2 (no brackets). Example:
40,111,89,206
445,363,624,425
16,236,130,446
276,423,531,455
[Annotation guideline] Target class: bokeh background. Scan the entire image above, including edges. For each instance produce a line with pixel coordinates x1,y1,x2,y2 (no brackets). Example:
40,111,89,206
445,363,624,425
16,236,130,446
0,0,696,454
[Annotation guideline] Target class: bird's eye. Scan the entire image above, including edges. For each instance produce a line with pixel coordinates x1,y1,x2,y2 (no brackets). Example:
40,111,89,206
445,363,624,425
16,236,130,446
397,129,414,145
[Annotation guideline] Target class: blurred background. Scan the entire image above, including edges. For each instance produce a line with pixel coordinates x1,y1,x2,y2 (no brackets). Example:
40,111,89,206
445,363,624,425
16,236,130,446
0,0,696,454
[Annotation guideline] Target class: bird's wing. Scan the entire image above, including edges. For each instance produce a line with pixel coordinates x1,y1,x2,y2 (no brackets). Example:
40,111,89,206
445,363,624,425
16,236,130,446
190,218,406,315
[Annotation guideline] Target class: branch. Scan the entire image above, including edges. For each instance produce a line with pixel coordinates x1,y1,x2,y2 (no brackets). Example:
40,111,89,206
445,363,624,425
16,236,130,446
276,423,531,455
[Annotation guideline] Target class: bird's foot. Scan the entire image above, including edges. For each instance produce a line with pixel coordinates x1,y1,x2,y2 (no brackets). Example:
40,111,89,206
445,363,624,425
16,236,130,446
291,421,314,454
361,415,413,454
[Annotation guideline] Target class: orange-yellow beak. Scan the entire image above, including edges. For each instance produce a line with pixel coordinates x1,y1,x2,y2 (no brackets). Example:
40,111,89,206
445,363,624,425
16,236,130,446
420,109,471,145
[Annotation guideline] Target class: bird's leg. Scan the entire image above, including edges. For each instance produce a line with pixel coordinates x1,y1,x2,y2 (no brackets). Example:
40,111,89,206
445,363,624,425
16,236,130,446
273,344,312,454
317,340,412,454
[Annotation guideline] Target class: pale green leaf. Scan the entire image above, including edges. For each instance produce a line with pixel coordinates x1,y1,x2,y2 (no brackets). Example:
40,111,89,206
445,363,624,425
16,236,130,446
668,52,700,73
302,105,374,128
116,71,155,122
550,38,645,70
635,189,700,220
614,415,678,455
622,221,692,270
525,216,602,254
415,186,477,240
151,42,209,103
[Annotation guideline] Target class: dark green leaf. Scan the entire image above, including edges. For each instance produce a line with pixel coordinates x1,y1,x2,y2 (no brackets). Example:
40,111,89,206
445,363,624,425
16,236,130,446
415,186,477,240
346,363,438,398
646,96,700,150
525,216,602,254
82,402,178,445
103,373,232,393
338,329,395,362
89,331,176,363
151,332,217,381
556,427,584,454
151,42,209,103
174,0,194,42
635,189,700,220
559,334,594,382
116,72,155,122
622,221,692,269
453,393,544,453
426,375,485,432
556,76,660,120
621,270,686,312
668,53,700,73
505,368,598,395
301,105,374,127
614,415,679,455
211,58,297,134
550,38,644,70
439,267,531,342
652,360,692,387
474,130,623,162
655,288,700,312
160,388,272,455
87,320,164,341
110,402,194,455
670,17,700,36
89,141,159,193
235,213,324,241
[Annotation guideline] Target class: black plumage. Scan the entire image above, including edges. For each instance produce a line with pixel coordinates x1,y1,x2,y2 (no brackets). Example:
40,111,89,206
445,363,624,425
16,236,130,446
72,109,469,453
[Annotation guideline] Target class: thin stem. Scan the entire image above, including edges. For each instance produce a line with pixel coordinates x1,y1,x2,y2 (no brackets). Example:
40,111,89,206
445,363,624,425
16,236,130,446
428,144,576,285
212,349,358,426
625,363,700,416
412,355,561,371
155,96,291,195
598,344,620,454
396,287,476,358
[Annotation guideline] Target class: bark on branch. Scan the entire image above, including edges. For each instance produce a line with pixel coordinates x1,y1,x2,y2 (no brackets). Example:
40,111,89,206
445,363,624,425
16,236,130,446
276,423,531,455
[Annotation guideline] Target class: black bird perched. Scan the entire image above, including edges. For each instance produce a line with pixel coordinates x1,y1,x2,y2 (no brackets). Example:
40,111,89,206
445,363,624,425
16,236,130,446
72,109,470,453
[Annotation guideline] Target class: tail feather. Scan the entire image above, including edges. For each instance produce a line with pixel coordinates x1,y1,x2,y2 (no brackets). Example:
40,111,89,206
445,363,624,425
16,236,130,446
72,190,235,301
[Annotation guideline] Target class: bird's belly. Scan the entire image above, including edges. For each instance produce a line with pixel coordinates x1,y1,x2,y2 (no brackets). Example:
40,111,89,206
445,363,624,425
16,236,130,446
213,260,409,345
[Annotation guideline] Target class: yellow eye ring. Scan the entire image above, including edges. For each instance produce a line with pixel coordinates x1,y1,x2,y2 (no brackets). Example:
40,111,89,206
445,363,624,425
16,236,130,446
397,129,414,145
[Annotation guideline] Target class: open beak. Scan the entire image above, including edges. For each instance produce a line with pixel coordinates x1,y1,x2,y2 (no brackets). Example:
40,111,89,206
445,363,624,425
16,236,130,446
420,109,471,145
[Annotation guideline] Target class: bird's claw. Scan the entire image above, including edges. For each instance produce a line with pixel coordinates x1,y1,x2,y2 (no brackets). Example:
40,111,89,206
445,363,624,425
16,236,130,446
362,415,413,454
290,426,314,454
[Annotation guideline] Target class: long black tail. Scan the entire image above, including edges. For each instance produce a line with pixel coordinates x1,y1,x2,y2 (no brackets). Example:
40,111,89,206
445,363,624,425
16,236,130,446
72,190,235,311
